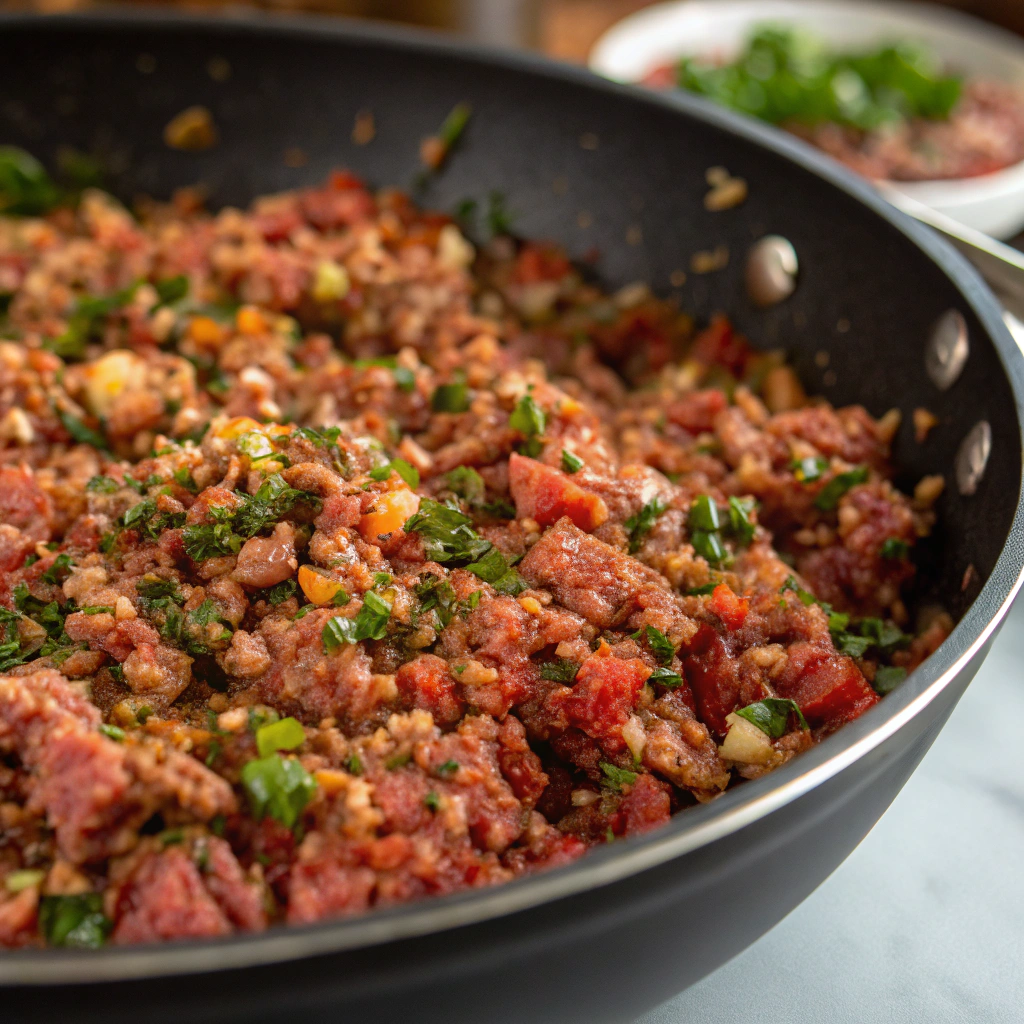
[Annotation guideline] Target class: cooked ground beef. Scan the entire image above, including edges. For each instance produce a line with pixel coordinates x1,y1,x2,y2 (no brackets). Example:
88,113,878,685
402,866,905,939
0,172,950,949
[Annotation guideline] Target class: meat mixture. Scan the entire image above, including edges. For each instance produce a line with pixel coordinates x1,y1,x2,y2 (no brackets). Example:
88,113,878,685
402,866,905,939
0,172,950,949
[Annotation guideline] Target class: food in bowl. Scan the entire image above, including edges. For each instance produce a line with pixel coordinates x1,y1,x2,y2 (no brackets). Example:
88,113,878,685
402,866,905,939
643,26,1024,181
0,153,949,948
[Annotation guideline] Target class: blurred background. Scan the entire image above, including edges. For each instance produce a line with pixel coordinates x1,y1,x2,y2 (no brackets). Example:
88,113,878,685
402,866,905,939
3,0,1023,57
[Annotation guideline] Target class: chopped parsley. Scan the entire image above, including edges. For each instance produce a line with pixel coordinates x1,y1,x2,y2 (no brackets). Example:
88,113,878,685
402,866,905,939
438,101,472,148
264,579,297,606
0,608,29,673
424,790,441,812
255,716,306,758
792,455,828,483
135,576,182,602
625,497,667,554
240,753,317,830
509,392,546,439
182,474,317,562
685,582,718,596
539,658,580,683
727,496,756,545
39,893,112,949
873,665,908,695
153,274,188,306
688,494,719,532
463,546,528,596
56,408,108,450
779,576,906,659
404,498,491,564
486,190,515,237
447,465,486,506
648,666,685,688
600,762,638,792
0,146,62,216
385,751,413,770
98,724,126,742
47,281,139,360
436,759,460,778
86,475,120,494
368,457,419,489
881,537,910,560
687,494,756,567
322,591,392,652
561,449,584,474
173,467,198,493
735,698,809,738
431,380,470,413
122,498,186,542
633,625,676,665
40,553,74,585
814,465,869,511
691,529,727,566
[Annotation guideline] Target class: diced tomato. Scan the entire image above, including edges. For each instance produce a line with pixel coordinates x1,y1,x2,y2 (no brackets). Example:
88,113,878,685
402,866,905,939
559,652,649,751
507,453,608,532
709,583,749,631
683,624,741,736
775,642,879,728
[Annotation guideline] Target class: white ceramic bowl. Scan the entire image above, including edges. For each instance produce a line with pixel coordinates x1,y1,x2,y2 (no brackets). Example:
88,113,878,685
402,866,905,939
590,0,1024,238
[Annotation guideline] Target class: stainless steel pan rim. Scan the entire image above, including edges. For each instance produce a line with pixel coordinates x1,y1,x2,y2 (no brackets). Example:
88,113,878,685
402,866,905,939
2,8,1023,985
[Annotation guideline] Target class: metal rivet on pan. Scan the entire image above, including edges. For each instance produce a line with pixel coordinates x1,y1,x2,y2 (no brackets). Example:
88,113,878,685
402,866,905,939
745,235,798,307
955,420,991,496
926,309,968,391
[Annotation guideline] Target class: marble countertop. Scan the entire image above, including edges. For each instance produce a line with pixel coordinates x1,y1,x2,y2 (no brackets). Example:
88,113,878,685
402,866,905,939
637,596,1024,1024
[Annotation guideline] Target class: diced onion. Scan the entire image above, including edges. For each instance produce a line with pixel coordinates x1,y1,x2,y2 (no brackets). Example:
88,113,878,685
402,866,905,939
718,712,774,765
437,225,475,271
83,350,147,417
622,714,647,763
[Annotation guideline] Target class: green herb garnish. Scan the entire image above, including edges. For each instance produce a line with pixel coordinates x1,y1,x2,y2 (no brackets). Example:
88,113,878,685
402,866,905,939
676,27,962,131
735,697,809,738
255,716,306,758
431,380,470,413
39,893,111,949
792,455,828,483
369,457,419,489
321,591,392,651
873,665,908,695
240,753,317,830
600,762,638,792
561,449,584,474
648,666,685,688
625,497,667,553
881,537,910,559
539,658,580,683
814,465,869,510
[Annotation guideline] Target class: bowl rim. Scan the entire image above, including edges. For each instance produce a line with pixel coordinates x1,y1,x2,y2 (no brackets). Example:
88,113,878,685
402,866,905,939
2,7,1024,985
588,0,1024,192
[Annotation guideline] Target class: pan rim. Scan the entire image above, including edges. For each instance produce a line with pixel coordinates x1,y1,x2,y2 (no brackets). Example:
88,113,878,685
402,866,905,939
1,7,1023,984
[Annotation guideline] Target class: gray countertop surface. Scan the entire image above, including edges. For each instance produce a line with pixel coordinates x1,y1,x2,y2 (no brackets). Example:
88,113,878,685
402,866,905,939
638,596,1024,1024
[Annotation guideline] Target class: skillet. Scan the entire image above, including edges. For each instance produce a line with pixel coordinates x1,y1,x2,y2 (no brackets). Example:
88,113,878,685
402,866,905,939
0,11,1023,1023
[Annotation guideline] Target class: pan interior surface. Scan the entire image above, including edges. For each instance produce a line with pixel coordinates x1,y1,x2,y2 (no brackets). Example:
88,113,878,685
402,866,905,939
0,11,1022,984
